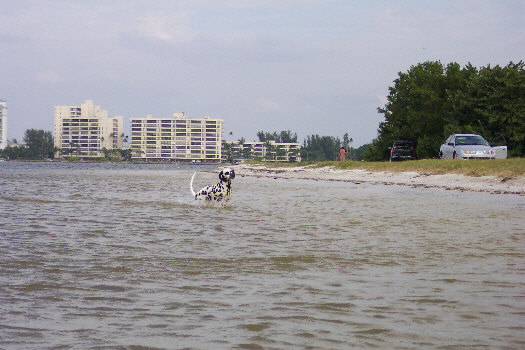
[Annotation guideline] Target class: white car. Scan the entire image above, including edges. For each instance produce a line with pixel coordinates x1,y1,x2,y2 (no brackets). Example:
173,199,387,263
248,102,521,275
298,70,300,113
440,134,495,159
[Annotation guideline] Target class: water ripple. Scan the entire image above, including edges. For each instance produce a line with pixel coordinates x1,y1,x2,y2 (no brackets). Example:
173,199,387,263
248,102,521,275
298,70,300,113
1,162,524,349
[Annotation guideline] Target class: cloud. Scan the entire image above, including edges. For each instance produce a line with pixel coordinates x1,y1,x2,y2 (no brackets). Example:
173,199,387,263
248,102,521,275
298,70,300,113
2,0,524,147
134,11,194,44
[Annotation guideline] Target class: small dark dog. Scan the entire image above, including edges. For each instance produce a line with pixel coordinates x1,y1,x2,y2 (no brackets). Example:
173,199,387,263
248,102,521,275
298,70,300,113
190,168,235,202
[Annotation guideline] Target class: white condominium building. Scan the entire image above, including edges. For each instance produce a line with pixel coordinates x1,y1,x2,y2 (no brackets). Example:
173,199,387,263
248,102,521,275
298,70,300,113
54,100,123,158
0,100,7,150
131,112,223,162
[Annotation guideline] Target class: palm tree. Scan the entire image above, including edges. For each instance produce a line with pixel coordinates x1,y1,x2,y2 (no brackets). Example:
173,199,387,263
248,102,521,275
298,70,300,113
120,132,128,143
109,133,115,148
102,147,115,158
264,141,276,161
242,144,253,159
222,141,233,163
68,141,80,157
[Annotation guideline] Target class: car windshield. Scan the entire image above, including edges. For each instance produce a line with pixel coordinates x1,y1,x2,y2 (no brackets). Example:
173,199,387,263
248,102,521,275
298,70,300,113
393,142,413,149
455,135,489,146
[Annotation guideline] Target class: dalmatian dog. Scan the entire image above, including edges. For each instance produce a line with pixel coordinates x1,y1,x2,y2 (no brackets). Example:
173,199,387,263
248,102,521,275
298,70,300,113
190,167,235,202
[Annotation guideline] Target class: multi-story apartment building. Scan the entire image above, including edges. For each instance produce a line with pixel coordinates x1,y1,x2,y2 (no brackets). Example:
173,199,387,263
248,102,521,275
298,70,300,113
224,140,301,162
130,112,223,162
54,100,123,158
0,100,7,150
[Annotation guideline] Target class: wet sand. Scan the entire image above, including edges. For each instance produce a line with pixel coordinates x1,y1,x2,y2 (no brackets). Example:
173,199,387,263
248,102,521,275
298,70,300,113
236,163,525,195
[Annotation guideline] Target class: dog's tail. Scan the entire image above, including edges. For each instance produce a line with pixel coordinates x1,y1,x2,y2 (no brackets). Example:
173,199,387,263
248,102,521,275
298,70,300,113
190,172,197,197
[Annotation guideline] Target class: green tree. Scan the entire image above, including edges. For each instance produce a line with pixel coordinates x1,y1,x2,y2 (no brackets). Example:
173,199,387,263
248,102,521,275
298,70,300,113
256,131,272,142
343,133,353,150
101,147,111,158
342,133,354,159
375,61,454,159
257,130,298,143
222,141,234,163
0,145,29,160
264,141,277,161
449,61,525,156
371,60,525,160
242,144,253,159
119,148,132,161
363,138,390,161
353,143,371,161
279,130,298,143
120,133,128,143
301,135,341,161
23,129,54,159
288,147,300,162
69,141,80,157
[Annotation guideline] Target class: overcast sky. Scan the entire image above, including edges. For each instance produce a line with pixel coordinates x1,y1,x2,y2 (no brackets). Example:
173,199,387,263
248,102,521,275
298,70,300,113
1,0,524,146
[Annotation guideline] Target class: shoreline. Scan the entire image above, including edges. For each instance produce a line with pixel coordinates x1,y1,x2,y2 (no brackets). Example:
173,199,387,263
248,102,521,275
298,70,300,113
235,163,525,196
4,159,524,195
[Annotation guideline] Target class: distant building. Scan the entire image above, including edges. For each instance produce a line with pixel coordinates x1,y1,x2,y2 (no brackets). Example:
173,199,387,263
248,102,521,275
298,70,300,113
224,140,301,162
7,139,25,147
130,112,223,162
0,100,7,149
54,100,123,158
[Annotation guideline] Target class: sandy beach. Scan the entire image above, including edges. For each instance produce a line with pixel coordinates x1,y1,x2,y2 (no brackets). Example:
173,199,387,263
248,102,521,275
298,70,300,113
236,163,525,195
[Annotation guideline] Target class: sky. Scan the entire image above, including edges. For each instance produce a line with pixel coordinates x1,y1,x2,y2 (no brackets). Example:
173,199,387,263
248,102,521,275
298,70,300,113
1,0,524,147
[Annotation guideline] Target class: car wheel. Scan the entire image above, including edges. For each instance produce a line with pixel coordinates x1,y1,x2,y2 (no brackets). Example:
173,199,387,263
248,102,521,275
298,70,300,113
439,151,443,159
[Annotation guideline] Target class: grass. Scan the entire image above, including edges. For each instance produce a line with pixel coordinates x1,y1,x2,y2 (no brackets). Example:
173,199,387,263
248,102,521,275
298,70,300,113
246,158,525,179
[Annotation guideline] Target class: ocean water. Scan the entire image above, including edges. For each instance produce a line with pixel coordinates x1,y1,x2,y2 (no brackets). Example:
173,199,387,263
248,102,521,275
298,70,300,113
1,161,524,349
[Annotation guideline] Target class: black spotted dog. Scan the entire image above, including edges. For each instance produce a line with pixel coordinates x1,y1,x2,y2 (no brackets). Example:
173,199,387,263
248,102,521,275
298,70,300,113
190,168,235,202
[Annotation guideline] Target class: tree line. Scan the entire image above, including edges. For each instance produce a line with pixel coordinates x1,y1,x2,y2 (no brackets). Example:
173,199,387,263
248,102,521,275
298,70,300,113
0,129,132,161
254,62,525,162
1,129,55,160
225,130,365,162
233,130,367,162
364,60,525,160
7,61,522,163
256,130,298,143
2,128,364,162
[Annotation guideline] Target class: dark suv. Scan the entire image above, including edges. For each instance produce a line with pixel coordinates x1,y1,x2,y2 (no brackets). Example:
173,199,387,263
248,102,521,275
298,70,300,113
390,140,416,161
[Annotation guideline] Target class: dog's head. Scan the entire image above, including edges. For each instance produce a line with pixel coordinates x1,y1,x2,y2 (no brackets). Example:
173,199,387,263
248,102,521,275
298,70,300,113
219,167,235,182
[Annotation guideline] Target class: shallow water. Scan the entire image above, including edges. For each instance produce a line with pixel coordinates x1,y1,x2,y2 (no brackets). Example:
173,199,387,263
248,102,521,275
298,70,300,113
1,161,524,349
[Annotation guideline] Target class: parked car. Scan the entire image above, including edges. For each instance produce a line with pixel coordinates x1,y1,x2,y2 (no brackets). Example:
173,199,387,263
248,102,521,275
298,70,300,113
390,140,416,161
439,134,495,159
493,146,508,159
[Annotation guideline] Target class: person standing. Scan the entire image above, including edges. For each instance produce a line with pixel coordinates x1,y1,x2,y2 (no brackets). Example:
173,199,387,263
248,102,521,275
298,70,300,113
339,147,346,161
